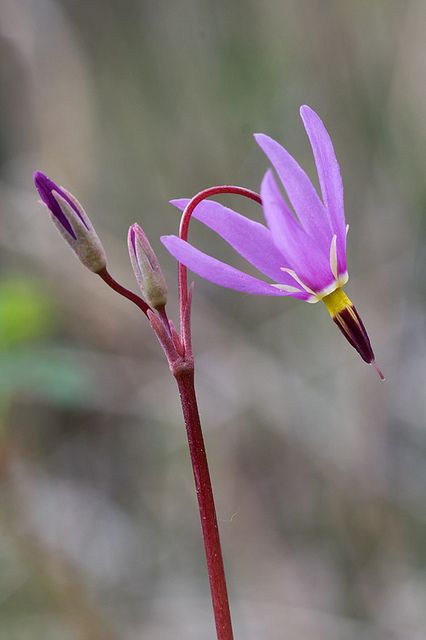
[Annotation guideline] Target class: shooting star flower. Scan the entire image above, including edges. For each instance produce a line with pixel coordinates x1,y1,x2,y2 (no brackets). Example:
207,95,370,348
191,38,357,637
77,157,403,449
33,171,107,273
161,106,383,376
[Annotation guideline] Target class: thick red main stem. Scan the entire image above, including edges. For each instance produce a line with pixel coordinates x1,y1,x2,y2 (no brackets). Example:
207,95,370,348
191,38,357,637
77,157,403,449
175,369,234,640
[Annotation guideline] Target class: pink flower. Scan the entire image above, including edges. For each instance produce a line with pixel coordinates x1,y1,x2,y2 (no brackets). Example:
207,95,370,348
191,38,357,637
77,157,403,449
161,106,382,375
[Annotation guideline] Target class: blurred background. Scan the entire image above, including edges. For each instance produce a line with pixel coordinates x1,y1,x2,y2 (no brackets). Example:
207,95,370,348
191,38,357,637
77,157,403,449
0,0,425,638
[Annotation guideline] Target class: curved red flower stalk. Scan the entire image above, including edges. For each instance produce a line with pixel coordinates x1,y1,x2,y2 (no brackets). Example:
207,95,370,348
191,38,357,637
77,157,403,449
178,186,261,339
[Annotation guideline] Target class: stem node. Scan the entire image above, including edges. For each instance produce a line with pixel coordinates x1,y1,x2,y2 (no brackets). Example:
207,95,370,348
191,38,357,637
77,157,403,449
170,357,195,379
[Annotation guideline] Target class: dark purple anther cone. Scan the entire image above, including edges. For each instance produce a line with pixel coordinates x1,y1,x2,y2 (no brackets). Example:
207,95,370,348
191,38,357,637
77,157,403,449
332,304,375,364
33,171,89,239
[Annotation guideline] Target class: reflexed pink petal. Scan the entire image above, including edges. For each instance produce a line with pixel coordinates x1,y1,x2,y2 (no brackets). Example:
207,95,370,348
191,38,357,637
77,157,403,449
299,105,347,275
171,198,293,283
254,133,332,253
161,235,309,299
261,171,335,293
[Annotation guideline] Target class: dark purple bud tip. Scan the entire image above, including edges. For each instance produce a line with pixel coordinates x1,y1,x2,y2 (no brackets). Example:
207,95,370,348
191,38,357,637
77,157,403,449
33,171,89,239
33,171,107,272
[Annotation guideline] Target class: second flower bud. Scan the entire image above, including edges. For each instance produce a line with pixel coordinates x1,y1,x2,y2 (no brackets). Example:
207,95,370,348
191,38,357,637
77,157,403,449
128,223,168,311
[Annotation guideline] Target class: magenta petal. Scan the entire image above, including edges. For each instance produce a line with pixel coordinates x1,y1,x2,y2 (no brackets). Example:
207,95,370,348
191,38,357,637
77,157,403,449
258,171,306,249
299,106,345,234
254,133,332,252
170,198,292,282
261,171,335,293
299,105,347,274
161,235,309,298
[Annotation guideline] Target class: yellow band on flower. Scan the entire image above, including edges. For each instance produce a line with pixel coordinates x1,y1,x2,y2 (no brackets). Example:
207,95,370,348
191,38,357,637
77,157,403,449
321,287,377,368
322,288,352,318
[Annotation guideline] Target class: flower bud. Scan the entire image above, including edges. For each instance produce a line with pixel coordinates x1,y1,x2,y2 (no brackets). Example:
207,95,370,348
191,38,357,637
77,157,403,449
33,171,107,273
128,223,168,310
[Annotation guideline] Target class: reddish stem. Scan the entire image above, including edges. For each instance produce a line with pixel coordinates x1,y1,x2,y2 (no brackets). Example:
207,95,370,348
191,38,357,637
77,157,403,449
178,186,261,330
98,267,151,316
104,187,264,639
174,185,263,638
175,366,233,640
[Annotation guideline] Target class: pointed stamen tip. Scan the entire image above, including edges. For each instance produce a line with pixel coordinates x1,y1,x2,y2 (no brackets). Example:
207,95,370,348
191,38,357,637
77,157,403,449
371,361,385,381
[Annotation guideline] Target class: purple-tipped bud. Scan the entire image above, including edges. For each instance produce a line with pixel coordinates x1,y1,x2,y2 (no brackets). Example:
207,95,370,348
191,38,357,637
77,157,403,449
33,171,107,273
128,223,168,310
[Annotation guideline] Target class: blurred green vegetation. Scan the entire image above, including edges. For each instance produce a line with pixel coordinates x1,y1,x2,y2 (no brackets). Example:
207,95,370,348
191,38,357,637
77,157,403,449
0,278,92,409
0,278,53,348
